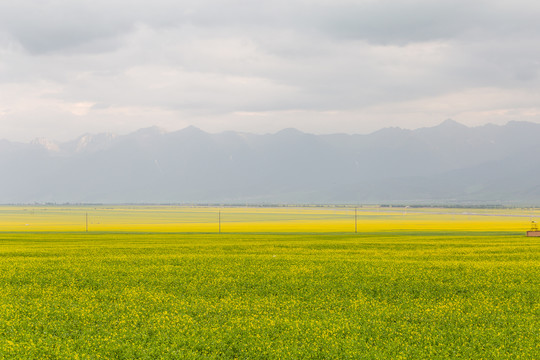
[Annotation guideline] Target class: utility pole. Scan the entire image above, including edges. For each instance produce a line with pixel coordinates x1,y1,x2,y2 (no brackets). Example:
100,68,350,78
218,210,221,233
86,212,88,233
355,207,357,233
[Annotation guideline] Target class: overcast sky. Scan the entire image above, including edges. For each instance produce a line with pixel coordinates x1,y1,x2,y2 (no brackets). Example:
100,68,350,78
1,0,539,141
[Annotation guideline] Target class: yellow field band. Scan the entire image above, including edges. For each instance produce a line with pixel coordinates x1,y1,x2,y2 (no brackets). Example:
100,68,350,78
0,206,536,232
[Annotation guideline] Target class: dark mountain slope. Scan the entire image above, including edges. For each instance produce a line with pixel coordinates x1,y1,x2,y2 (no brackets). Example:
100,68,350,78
1,121,540,205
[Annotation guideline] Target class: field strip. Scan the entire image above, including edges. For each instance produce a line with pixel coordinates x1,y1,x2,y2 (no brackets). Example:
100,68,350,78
0,205,537,233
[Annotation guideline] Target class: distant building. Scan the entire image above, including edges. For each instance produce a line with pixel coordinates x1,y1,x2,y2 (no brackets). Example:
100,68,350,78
527,221,540,236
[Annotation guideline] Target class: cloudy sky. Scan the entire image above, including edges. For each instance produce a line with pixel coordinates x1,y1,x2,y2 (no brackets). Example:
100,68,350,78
1,0,539,141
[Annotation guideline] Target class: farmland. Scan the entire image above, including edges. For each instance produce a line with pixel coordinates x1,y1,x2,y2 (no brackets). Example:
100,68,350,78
0,205,538,232
0,206,538,359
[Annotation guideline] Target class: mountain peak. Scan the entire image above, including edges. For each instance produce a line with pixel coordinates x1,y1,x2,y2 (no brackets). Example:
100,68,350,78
130,126,167,137
179,125,206,134
275,128,306,136
438,119,467,128
415,119,468,136
75,133,117,153
31,137,59,152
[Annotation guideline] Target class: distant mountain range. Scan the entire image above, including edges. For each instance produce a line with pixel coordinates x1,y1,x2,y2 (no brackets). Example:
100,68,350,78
2,120,540,205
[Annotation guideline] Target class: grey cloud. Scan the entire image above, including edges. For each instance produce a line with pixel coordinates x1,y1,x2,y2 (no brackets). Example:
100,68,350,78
0,0,189,54
1,0,540,141
2,1,540,53
311,0,540,44
319,1,476,43
0,0,290,54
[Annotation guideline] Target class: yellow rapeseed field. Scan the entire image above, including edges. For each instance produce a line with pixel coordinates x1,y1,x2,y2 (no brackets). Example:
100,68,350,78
0,205,536,233
0,229,538,358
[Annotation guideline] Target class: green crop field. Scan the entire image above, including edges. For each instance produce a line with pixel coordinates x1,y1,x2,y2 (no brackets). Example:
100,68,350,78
0,228,538,359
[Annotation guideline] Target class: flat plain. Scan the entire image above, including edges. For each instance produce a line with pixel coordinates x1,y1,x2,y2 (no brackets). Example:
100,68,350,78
0,206,538,359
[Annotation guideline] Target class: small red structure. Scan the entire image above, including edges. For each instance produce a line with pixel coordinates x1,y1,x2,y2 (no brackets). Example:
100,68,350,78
527,221,540,237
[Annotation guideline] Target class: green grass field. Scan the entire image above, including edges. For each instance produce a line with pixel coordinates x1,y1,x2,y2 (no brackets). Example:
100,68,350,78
0,229,538,359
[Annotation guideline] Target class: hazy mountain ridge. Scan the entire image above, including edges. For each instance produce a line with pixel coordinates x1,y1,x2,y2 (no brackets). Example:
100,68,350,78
2,120,540,205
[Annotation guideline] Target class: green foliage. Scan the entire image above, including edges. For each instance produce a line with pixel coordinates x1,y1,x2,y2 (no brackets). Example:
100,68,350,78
0,232,538,359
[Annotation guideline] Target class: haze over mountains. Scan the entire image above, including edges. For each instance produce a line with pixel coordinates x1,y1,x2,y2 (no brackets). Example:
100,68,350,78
1,120,540,205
